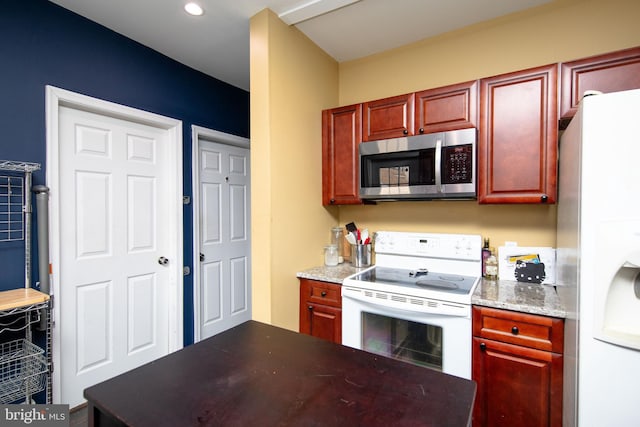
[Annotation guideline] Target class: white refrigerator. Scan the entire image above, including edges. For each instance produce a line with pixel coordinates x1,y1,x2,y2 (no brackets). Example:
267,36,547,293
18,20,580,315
557,89,640,426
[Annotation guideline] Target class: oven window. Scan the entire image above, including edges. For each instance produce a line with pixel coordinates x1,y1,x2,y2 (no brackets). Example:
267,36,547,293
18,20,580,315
362,312,443,371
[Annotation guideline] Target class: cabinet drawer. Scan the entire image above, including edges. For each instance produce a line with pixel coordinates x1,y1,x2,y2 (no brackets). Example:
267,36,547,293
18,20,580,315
473,306,563,353
299,279,342,308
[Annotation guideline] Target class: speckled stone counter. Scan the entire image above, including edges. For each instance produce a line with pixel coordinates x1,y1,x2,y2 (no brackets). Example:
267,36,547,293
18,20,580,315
296,264,362,284
296,266,570,318
472,279,569,318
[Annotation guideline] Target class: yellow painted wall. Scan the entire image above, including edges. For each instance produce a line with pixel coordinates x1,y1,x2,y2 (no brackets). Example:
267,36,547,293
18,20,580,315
249,0,640,332
336,0,640,250
339,0,640,103
250,10,339,329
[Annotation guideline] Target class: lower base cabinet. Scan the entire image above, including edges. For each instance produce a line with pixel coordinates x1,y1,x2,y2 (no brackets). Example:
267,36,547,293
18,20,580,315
299,279,342,344
472,306,564,427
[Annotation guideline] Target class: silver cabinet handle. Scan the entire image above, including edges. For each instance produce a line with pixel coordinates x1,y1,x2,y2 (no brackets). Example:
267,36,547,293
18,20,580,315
158,256,169,266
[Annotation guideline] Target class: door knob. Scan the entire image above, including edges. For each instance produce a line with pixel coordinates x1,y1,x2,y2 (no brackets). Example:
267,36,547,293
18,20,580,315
158,256,169,266
199,253,205,262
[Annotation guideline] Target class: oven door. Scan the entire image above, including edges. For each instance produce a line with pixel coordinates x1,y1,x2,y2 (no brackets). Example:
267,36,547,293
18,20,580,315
342,286,472,379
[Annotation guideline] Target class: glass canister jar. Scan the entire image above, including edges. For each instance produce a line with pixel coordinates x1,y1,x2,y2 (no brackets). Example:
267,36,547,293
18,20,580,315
324,244,339,266
331,227,344,263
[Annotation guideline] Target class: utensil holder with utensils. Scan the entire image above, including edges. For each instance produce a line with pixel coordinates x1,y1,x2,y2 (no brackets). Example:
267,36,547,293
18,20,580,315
351,243,372,268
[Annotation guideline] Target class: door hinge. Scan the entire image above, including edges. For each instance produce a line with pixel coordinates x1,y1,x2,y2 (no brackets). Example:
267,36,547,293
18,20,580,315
183,196,191,205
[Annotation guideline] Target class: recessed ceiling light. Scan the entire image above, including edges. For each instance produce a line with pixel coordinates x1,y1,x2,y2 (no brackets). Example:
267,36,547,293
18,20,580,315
184,2,204,16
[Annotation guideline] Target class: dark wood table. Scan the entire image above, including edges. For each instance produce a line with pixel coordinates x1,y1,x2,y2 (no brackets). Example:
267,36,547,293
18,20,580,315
85,321,476,426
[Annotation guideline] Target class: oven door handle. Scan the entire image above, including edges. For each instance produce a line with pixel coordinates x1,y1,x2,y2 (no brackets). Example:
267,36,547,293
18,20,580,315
342,287,470,318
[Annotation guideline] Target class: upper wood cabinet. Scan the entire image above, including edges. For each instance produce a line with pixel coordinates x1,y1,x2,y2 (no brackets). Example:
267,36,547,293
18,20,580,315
322,104,362,205
478,64,558,204
414,80,478,134
362,93,415,141
560,46,640,128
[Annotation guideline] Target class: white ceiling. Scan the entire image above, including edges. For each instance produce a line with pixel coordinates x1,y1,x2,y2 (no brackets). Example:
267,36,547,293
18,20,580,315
49,0,552,91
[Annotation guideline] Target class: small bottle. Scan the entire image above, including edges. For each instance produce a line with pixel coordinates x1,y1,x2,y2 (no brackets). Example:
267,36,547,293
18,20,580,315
485,247,498,280
481,238,491,277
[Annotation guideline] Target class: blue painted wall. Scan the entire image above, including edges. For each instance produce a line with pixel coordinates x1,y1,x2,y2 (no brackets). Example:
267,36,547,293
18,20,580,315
0,0,250,345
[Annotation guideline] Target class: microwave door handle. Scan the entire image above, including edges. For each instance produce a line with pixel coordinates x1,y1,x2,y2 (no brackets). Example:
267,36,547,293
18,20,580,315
435,138,443,193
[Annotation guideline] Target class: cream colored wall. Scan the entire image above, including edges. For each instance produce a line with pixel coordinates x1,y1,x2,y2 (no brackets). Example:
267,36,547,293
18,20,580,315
339,0,640,103
249,0,640,332
336,0,640,250
340,202,557,250
250,9,340,330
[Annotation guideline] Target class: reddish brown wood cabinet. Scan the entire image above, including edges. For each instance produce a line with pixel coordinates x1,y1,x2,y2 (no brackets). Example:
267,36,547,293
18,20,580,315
472,306,564,427
362,93,415,141
560,46,640,128
478,64,558,204
415,80,478,134
299,279,342,344
322,104,362,205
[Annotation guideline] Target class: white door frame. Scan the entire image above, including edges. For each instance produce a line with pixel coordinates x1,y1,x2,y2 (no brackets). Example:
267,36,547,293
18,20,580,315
191,125,250,342
46,86,184,402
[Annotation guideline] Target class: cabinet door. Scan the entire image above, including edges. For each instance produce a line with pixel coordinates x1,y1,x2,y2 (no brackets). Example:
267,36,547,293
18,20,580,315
478,64,558,204
322,104,362,205
301,303,342,344
415,80,478,134
560,46,640,128
362,93,415,141
472,337,563,427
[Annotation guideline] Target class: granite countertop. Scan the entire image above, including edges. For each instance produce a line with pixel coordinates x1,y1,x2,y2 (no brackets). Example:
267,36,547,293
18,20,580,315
296,263,362,284
471,279,569,318
296,265,570,318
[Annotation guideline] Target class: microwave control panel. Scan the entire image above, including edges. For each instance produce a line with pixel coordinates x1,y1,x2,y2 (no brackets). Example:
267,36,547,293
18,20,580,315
443,144,473,184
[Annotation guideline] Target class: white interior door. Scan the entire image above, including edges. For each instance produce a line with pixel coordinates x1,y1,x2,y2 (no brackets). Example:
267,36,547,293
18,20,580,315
47,87,183,407
193,127,251,341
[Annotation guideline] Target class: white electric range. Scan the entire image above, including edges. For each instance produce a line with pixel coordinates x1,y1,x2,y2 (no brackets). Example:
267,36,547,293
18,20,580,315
342,231,482,379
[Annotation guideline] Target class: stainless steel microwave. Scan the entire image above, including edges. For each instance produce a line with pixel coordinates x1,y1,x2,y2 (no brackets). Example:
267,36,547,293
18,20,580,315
359,128,476,200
